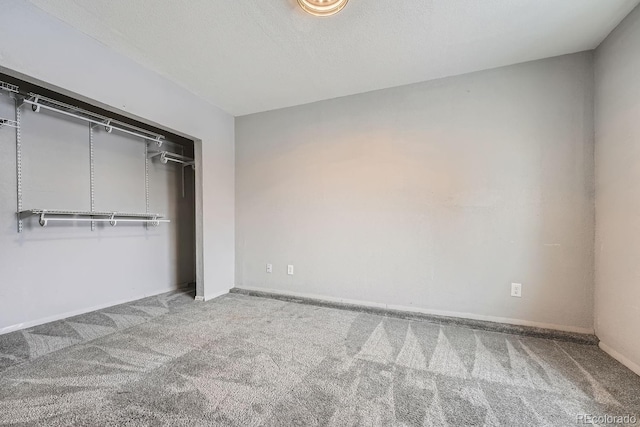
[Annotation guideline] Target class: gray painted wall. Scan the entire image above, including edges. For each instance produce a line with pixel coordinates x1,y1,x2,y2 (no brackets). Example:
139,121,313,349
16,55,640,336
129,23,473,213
236,52,595,332
594,5,640,373
0,1,234,330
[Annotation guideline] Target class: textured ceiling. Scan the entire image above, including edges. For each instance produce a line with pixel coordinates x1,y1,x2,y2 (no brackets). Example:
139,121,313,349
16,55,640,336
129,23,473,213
27,0,640,116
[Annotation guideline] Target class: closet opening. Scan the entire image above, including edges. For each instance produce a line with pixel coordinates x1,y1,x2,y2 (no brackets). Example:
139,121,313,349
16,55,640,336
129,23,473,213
0,72,199,303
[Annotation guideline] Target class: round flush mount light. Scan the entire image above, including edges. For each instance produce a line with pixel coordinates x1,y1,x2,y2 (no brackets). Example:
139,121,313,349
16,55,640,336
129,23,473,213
297,0,349,16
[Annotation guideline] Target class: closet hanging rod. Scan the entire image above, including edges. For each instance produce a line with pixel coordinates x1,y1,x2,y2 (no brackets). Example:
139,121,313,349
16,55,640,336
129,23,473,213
148,151,192,161
21,94,165,145
18,209,170,228
20,209,166,217
25,93,165,139
38,218,170,225
167,158,194,168
2,82,165,145
149,151,195,169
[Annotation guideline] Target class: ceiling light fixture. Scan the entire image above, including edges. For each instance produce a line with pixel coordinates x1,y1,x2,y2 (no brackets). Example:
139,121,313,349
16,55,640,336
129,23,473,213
297,0,349,17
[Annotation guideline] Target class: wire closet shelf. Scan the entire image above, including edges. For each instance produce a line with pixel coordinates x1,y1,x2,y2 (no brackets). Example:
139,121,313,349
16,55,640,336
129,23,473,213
0,81,19,129
20,210,170,228
148,151,195,169
0,79,194,232
22,94,166,145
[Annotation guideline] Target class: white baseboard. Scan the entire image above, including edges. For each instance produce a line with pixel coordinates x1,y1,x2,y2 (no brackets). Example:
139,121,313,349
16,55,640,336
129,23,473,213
203,289,230,302
235,286,594,335
599,341,640,377
0,286,192,335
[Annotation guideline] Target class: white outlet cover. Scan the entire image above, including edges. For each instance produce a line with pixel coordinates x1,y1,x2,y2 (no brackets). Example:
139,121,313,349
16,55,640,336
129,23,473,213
287,265,294,275
511,283,522,297
266,264,272,273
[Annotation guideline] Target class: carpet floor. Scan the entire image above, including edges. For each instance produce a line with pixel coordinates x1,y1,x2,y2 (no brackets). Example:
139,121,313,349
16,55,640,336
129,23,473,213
0,291,639,426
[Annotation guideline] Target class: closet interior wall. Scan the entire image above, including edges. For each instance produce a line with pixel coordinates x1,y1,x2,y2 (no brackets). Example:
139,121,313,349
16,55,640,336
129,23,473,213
0,89,196,333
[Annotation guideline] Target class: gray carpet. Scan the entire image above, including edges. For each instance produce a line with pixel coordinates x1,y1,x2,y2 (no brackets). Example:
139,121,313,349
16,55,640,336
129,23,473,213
230,288,600,345
0,289,197,374
0,291,639,426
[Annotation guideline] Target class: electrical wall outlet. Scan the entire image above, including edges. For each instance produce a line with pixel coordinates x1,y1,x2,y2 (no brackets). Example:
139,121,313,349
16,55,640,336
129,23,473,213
266,264,272,273
287,265,294,275
511,283,522,298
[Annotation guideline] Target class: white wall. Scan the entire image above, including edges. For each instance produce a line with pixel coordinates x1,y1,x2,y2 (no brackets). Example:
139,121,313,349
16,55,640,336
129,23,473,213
236,52,595,333
594,5,640,374
0,0,234,331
